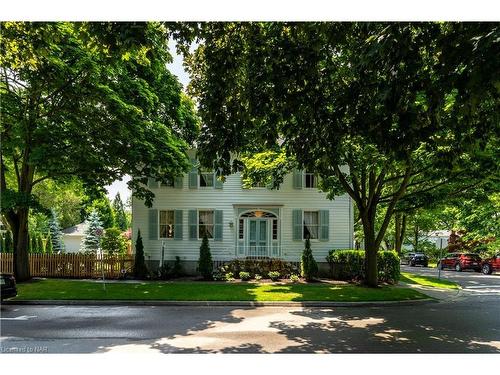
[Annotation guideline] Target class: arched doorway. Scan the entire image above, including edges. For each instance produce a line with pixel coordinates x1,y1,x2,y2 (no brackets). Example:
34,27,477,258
237,210,280,257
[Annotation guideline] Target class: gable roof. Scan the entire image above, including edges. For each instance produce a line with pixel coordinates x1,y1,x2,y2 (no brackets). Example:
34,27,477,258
62,222,87,236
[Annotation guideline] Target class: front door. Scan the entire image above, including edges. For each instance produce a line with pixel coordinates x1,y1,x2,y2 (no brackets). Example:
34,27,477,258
247,219,269,257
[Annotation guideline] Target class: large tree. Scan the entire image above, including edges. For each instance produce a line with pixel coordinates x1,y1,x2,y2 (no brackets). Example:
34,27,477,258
1,22,199,280
175,22,499,286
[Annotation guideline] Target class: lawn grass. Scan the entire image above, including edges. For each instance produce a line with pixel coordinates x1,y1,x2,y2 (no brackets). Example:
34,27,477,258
400,272,460,289
13,279,429,302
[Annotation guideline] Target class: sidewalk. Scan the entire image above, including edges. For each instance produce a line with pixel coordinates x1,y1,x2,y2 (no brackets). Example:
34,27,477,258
398,282,462,302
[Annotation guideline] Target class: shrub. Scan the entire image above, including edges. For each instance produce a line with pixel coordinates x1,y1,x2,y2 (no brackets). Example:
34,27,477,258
239,271,251,281
301,238,318,281
198,233,213,280
268,271,280,281
290,274,300,283
225,272,235,281
212,270,225,281
133,230,148,279
101,227,127,255
214,258,299,278
326,249,400,284
157,256,184,280
254,274,262,281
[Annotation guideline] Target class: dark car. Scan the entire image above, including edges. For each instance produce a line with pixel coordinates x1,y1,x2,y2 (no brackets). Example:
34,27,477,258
0,273,17,301
438,253,482,272
402,252,429,267
482,254,500,275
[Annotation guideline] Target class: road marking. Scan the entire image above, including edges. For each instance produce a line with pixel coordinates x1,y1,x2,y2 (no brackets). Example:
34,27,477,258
464,285,500,289
0,315,37,321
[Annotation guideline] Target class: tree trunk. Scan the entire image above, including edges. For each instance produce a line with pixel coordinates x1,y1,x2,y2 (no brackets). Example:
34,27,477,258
394,213,407,255
414,224,419,253
361,215,378,288
11,208,31,281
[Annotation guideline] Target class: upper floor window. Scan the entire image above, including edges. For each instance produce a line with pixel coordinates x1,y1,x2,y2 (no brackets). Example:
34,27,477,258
199,210,214,238
199,172,214,188
160,178,174,187
303,211,319,240
304,173,318,188
159,210,175,238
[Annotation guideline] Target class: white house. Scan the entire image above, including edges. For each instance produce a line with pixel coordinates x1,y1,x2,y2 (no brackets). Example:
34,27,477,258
61,222,87,253
132,159,354,275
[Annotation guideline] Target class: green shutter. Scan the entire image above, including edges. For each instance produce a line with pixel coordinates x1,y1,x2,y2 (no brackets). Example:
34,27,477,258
292,209,302,241
214,210,223,241
174,210,183,240
147,177,158,188
320,209,329,241
214,173,223,189
174,176,183,189
293,170,303,189
188,210,198,239
149,209,158,240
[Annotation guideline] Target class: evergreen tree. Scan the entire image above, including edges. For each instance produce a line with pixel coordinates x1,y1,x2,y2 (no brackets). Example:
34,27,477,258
133,230,148,279
87,197,115,229
37,233,44,253
48,209,65,253
45,232,53,254
0,234,5,253
198,232,213,280
301,238,318,281
112,193,128,231
80,209,103,254
5,231,14,253
101,228,127,255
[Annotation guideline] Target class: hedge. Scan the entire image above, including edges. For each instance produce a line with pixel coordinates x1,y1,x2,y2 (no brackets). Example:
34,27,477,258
326,249,400,284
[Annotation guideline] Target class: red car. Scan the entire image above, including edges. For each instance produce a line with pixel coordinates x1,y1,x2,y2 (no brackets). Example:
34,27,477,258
482,254,500,275
438,253,482,272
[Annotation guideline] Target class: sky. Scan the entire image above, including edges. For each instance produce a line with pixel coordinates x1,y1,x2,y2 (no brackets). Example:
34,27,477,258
105,39,191,202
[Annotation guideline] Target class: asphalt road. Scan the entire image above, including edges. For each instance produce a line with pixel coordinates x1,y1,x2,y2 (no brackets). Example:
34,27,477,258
1,267,499,353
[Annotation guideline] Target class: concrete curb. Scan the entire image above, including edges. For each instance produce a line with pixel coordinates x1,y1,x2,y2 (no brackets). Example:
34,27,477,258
1,298,436,308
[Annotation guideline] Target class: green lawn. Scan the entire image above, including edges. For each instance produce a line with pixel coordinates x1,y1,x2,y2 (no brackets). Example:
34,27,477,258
400,272,460,289
13,279,429,302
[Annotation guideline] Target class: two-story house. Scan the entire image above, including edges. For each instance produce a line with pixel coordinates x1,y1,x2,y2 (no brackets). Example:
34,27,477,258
132,158,354,275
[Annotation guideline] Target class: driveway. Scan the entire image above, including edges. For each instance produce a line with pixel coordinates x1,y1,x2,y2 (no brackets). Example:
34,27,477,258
1,268,499,353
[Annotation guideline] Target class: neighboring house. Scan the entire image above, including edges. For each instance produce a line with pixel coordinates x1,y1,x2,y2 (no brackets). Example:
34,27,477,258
402,230,450,252
132,157,354,274
61,222,87,253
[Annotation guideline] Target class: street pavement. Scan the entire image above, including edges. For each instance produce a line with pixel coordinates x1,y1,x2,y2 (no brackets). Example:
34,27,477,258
1,266,499,353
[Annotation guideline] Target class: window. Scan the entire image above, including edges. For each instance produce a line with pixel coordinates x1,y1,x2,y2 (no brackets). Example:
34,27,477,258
303,211,319,240
159,210,175,238
239,219,244,239
199,172,214,187
272,219,278,240
304,173,318,188
160,178,174,187
199,210,214,239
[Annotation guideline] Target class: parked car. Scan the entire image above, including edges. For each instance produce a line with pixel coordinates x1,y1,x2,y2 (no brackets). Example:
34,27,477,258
0,273,17,301
438,253,482,272
482,254,500,275
401,252,429,267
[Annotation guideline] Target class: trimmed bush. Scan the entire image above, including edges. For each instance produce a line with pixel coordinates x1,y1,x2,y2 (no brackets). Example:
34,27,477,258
290,274,300,283
215,258,299,278
254,274,262,281
133,230,148,279
198,233,213,280
225,272,235,281
239,271,251,281
268,271,280,281
326,249,400,284
301,238,318,281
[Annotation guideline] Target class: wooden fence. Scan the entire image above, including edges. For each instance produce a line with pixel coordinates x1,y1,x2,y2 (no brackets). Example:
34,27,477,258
0,253,134,279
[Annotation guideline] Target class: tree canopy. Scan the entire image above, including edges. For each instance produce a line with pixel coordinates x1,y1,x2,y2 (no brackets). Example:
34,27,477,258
1,22,199,280
175,22,499,286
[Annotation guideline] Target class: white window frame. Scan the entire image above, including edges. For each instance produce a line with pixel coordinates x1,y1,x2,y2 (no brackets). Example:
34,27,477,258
198,209,215,239
198,172,215,188
304,172,318,189
159,210,175,239
303,210,319,240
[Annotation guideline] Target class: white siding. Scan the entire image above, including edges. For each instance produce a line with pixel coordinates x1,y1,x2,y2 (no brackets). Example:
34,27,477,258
132,171,353,263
